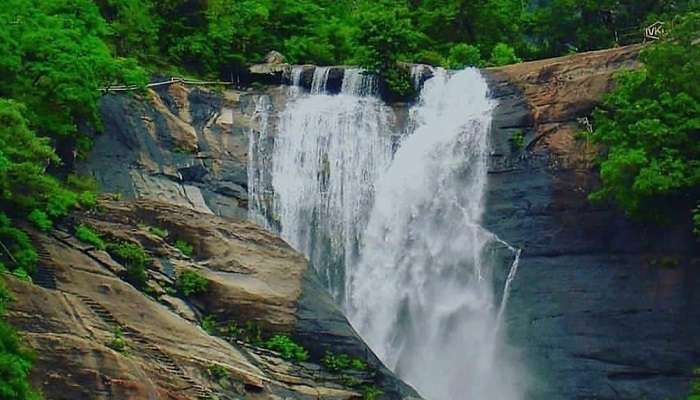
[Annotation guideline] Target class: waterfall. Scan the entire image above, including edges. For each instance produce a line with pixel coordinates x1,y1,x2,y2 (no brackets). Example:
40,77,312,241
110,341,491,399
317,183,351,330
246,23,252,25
248,67,523,399
250,67,394,297
347,69,522,399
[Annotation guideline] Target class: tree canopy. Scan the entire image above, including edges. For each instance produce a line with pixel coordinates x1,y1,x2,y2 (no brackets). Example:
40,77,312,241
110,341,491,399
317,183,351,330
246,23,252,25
590,12,700,230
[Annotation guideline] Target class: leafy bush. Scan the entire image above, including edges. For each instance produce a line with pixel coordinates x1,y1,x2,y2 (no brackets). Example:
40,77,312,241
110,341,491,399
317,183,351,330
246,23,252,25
201,315,217,335
75,225,105,250
589,13,700,223
174,239,194,257
107,242,149,288
446,44,483,69
0,214,37,274
0,279,41,400
27,210,52,232
263,335,309,363
207,364,228,381
176,270,209,297
363,385,383,400
107,327,127,354
12,268,31,282
322,352,368,372
489,43,522,66
415,50,445,66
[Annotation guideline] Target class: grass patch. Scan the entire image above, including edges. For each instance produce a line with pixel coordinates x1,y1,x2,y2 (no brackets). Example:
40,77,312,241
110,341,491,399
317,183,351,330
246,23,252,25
75,224,105,250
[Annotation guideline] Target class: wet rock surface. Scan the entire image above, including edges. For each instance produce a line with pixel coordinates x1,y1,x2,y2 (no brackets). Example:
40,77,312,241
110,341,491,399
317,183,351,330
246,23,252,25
484,45,700,400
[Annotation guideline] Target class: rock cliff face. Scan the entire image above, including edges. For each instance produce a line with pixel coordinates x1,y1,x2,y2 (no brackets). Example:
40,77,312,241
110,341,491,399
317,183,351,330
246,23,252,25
11,199,419,399
484,45,700,400
25,44,699,400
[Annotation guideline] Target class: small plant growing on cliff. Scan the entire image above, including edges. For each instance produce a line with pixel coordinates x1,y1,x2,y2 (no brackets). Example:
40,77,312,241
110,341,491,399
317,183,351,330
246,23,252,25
174,239,194,257
107,242,149,288
509,131,525,151
138,224,168,239
75,225,106,250
176,270,209,297
220,321,244,340
207,364,229,382
693,205,700,238
108,327,127,354
28,209,52,232
362,385,384,400
322,352,368,372
263,335,309,363
201,315,218,334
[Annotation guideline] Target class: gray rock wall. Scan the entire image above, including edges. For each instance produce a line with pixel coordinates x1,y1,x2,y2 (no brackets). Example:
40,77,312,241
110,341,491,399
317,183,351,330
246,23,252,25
484,72,700,400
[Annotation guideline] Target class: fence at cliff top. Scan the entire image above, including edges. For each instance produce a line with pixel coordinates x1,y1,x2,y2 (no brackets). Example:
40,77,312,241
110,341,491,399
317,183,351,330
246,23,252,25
100,77,234,93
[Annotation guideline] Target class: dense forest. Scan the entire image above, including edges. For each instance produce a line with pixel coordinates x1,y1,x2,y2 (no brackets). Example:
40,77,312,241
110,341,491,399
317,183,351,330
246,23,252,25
0,1,698,399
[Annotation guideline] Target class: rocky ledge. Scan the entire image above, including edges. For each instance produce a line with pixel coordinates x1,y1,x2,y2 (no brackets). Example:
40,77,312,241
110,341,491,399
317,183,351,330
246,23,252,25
11,199,419,399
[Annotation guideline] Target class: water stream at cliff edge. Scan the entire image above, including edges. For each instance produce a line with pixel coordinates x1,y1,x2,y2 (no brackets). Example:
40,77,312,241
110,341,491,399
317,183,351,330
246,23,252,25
249,67,523,399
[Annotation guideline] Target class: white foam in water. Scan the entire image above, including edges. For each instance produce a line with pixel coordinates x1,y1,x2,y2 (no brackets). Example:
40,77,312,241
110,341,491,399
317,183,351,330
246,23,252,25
249,67,524,400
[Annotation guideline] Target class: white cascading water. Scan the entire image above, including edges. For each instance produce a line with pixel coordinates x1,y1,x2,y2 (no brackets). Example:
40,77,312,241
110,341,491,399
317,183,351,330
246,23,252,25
249,67,523,399
251,67,394,298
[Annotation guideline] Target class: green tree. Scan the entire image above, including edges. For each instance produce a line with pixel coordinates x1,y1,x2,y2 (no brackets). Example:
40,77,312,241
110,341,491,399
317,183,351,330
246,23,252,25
489,43,521,66
354,1,424,97
446,43,483,69
590,13,700,223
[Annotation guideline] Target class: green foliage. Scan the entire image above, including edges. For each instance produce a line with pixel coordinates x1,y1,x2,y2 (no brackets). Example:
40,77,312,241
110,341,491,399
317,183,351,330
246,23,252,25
106,241,149,288
207,364,228,382
149,227,168,239
689,368,700,400
694,205,700,238
321,352,367,372
446,44,483,69
489,43,522,67
362,385,383,400
589,13,700,223
0,279,42,400
263,334,309,363
12,268,31,283
0,214,37,274
107,327,127,353
138,224,168,239
0,0,147,146
27,210,52,232
354,2,423,98
176,270,209,297
174,239,194,257
201,315,217,335
75,225,106,250
510,131,526,151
